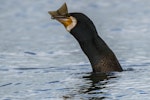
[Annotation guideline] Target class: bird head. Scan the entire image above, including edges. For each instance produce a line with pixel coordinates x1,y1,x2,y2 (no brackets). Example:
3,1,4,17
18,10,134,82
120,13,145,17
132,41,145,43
48,3,77,32
48,3,98,41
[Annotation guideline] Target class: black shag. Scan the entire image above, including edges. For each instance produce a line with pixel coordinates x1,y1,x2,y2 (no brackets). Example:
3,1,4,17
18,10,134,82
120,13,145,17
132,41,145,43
48,3,123,73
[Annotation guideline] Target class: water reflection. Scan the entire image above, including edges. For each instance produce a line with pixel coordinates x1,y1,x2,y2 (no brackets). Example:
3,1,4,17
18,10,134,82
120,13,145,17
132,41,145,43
64,72,117,100
81,72,117,100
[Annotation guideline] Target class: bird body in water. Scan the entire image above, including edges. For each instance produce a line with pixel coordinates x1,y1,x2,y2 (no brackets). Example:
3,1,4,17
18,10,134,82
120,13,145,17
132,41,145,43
48,3,123,73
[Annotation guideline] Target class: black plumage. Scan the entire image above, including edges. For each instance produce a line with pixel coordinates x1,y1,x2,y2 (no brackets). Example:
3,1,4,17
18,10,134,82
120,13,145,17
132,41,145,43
49,3,123,73
69,13,123,73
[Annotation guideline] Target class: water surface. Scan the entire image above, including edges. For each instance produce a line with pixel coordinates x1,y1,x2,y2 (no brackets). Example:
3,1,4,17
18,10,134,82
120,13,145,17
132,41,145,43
0,0,150,100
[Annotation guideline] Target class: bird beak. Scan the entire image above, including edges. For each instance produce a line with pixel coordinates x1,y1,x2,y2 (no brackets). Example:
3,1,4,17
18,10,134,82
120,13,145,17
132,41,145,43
48,3,70,19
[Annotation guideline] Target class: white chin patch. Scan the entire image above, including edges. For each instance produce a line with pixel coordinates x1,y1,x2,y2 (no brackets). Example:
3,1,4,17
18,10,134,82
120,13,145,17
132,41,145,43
66,16,77,32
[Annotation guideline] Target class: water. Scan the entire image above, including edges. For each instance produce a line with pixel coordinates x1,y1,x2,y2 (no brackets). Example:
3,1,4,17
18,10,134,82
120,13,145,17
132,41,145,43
0,0,150,100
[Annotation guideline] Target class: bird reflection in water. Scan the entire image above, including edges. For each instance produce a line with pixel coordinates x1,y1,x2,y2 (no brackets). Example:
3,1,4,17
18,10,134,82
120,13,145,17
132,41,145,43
63,72,117,100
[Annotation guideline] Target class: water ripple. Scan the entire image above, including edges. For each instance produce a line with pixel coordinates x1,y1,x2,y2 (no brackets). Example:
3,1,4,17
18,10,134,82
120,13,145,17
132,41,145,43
0,83,12,87
14,67,42,70
35,89,51,92
0,68,9,71
24,51,36,55
47,81,59,84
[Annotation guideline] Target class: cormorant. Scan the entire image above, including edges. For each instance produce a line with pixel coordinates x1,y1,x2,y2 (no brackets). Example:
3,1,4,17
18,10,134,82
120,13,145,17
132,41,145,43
48,3,123,73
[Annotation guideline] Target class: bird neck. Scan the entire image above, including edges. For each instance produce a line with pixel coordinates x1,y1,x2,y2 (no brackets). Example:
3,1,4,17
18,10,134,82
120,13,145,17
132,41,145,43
78,35,110,69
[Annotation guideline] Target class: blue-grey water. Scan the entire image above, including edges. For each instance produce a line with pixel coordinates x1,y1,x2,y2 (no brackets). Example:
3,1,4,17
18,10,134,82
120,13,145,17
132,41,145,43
0,0,150,100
